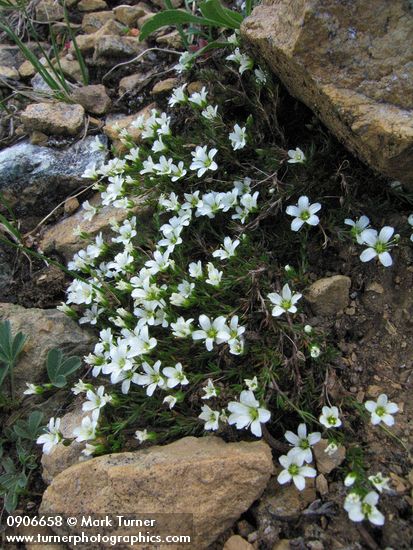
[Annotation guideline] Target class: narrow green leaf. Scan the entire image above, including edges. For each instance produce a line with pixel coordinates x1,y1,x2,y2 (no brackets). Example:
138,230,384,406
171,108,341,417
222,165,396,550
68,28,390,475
199,0,242,28
139,9,220,41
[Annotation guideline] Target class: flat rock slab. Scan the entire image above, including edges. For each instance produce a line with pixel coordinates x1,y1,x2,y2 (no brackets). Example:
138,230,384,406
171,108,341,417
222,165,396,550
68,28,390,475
0,136,107,214
0,303,95,395
40,436,273,549
242,0,413,186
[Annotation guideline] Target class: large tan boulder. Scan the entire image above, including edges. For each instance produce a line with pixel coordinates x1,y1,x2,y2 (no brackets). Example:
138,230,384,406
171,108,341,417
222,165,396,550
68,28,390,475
0,303,94,394
242,0,413,186
40,437,273,549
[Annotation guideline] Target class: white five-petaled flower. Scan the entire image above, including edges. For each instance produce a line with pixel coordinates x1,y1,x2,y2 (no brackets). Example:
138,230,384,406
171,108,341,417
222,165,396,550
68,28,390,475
268,284,302,316
212,237,240,260
284,423,321,463
277,453,316,490
344,215,370,244
135,361,166,396
227,390,270,437
82,386,112,415
364,394,399,426
135,429,150,443
344,491,385,526
163,362,189,388
286,196,321,231
174,51,194,73
229,124,247,150
201,379,217,399
168,84,187,107
245,376,258,391
190,145,218,178
199,405,220,431
170,316,193,338
205,262,223,286
36,417,62,454
192,315,228,351
287,147,306,164
368,472,391,493
319,405,342,428
202,105,219,121
359,227,395,267
188,86,208,108
72,416,98,443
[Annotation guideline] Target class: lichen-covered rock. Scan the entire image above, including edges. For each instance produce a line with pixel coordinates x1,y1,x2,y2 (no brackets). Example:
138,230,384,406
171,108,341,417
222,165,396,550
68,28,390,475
20,102,85,136
36,0,64,22
0,303,94,394
39,192,151,260
81,10,114,33
113,3,148,26
0,65,19,79
242,0,413,186
306,275,351,315
78,0,107,11
0,136,107,214
40,437,273,549
93,35,146,63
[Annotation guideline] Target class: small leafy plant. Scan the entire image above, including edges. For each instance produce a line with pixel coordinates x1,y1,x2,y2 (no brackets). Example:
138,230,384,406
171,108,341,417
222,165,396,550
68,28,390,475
0,320,27,399
46,348,82,389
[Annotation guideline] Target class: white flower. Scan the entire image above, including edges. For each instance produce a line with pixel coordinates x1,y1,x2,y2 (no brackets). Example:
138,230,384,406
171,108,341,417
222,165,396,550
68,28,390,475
254,66,267,84
135,429,150,443
201,105,219,120
82,443,97,457
82,386,112,415
284,423,321,463
199,405,220,431
368,473,391,493
36,418,62,454
174,51,194,73
125,146,140,162
359,227,395,267
170,317,193,338
163,395,177,409
192,315,228,351
229,124,247,150
90,135,106,152
324,442,338,456
287,147,306,164
364,394,398,426
196,192,225,218
344,491,385,526
135,361,166,396
212,237,240,260
345,472,357,487
245,376,258,391
23,383,42,395
171,161,187,182
188,260,203,279
188,86,208,108
72,416,98,443
344,216,370,244
82,200,98,221
286,196,321,231
168,83,187,107
319,406,342,429
226,47,253,74
227,390,271,437
190,146,218,177
277,453,316,490
310,344,321,358
202,379,217,399
268,284,302,316
152,136,167,153
163,362,189,388
205,262,223,286
304,324,313,334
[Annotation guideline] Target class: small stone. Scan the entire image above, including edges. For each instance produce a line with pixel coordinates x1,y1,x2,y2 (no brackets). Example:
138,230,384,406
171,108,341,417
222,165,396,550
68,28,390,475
345,307,356,316
81,11,114,33
156,29,183,48
118,71,153,95
306,275,351,315
313,439,346,475
78,0,107,11
272,542,291,550
315,474,328,496
40,437,273,549
151,77,178,95
56,55,83,83
113,3,148,26
224,535,254,550
71,84,111,115
64,197,80,215
18,59,36,78
36,0,64,22
137,12,154,28
93,35,146,62
367,384,382,398
29,131,48,146
187,80,204,94
152,0,182,7
20,102,85,137
0,65,19,79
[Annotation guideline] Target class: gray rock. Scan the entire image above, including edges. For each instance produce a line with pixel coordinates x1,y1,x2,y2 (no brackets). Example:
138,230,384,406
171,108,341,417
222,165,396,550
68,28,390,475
0,302,95,395
0,136,107,214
